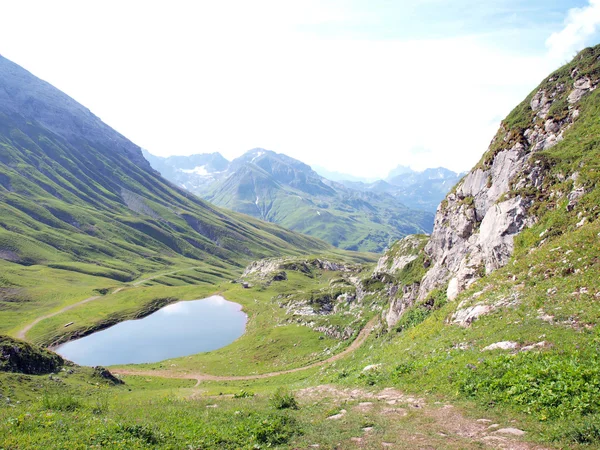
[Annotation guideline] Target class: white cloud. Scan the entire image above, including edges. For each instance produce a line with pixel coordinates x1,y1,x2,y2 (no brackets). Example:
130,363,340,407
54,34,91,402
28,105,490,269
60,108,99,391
546,0,600,63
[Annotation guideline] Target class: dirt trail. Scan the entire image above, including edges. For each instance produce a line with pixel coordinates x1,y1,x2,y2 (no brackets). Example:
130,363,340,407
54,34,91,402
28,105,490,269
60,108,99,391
112,316,378,382
297,385,550,450
16,267,202,340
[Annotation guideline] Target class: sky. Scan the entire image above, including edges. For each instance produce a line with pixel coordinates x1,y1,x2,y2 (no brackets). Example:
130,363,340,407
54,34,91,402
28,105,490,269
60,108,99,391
1,1,600,177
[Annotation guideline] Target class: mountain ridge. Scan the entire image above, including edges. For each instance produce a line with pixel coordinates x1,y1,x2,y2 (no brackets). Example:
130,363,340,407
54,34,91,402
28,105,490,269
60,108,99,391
0,55,334,282
144,148,437,252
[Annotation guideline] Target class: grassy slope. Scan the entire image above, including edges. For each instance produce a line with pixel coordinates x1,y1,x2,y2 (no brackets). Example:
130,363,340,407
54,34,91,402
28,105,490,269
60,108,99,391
323,46,600,446
0,56,354,347
205,162,434,253
3,47,600,450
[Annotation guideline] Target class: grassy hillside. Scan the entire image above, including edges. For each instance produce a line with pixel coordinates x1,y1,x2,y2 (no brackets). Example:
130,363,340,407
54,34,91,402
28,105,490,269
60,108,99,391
204,150,434,252
2,43,600,450
0,54,379,344
147,148,434,253
0,55,338,279
0,111,329,274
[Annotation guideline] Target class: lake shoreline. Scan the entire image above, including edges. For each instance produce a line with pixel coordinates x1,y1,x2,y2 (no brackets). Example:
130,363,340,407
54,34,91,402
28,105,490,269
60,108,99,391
53,295,247,366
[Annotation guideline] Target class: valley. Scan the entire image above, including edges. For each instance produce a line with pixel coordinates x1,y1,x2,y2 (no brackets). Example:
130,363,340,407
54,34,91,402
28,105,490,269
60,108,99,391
1,31,600,450
144,148,437,253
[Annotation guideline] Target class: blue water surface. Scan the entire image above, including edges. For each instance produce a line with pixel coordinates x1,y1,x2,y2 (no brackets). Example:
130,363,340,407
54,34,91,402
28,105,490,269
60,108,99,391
55,296,247,366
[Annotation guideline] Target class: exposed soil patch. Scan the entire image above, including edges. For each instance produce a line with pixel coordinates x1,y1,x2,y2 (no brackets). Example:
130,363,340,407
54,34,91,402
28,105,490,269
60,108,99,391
297,385,550,450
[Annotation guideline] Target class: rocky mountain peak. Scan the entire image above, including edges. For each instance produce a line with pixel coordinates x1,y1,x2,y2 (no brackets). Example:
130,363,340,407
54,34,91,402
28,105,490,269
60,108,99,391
418,45,600,301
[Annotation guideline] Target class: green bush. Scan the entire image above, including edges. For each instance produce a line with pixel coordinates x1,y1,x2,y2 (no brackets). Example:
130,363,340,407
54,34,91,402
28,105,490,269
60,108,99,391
255,414,299,445
457,350,600,419
358,368,385,386
395,306,430,333
233,389,254,399
269,388,299,410
115,424,164,445
41,392,81,412
392,361,416,377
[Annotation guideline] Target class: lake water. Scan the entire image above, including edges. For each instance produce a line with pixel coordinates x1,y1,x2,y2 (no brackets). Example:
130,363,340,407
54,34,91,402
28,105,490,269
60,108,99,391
55,296,247,366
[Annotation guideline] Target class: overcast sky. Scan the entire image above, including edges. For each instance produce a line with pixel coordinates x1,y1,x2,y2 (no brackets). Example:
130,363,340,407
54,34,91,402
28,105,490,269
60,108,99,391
2,1,600,177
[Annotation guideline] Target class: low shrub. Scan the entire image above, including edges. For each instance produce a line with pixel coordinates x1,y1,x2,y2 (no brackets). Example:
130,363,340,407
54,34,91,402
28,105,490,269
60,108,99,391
269,388,299,410
41,392,81,412
233,389,254,399
255,414,299,445
457,350,600,419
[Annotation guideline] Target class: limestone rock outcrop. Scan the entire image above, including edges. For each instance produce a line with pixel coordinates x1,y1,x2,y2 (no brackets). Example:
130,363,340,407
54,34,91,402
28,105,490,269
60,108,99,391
417,60,598,301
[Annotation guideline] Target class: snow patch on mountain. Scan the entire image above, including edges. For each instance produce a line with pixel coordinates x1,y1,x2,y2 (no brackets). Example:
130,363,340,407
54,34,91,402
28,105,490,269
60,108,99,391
181,165,209,176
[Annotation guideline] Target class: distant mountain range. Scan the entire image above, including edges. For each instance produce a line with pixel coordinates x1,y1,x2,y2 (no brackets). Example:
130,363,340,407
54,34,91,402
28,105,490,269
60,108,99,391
143,149,453,252
339,166,465,212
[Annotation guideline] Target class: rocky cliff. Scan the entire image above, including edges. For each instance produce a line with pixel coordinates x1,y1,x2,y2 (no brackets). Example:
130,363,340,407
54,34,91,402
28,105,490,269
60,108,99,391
417,46,599,301
372,45,600,326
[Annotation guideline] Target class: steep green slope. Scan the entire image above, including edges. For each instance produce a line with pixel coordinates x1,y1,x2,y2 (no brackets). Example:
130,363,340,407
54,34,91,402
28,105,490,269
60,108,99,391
0,55,330,283
204,149,434,252
146,148,434,252
323,44,600,445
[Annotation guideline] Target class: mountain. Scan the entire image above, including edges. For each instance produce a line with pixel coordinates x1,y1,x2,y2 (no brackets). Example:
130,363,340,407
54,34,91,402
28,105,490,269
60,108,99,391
145,148,434,252
339,166,463,212
2,42,600,450
141,150,229,193
376,43,600,314
0,54,331,282
311,165,376,183
386,166,459,187
385,164,413,180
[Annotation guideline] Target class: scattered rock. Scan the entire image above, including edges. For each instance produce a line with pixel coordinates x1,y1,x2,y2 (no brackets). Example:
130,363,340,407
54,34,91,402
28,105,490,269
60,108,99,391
537,309,554,323
452,304,493,327
271,271,287,282
327,409,347,420
567,186,586,211
482,341,518,352
382,408,407,416
521,341,548,352
362,364,382,372
93,366,124,385
495,427,526,436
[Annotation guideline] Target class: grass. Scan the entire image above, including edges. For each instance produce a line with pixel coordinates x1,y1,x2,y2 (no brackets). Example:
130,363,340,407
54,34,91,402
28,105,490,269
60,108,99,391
115,270,369,376
204,162,434,253
2,43,600,450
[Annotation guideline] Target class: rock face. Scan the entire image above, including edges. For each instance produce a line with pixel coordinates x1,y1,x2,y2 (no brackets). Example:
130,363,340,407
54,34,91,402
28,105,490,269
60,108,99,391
418,52,599,301
385,284,419,328
93,366,124,385
373,235,427,276
0,335,64,375
371,235,428,327
243,257,358,279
